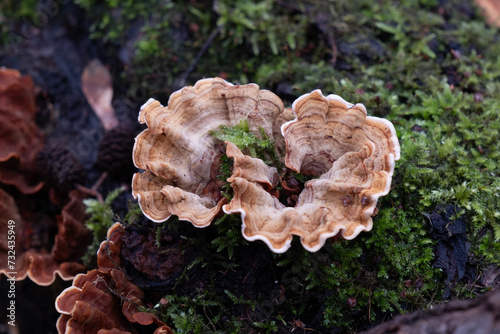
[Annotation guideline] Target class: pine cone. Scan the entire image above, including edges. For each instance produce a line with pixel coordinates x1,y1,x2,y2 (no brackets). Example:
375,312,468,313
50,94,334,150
36,144,87,194
96,122,136,176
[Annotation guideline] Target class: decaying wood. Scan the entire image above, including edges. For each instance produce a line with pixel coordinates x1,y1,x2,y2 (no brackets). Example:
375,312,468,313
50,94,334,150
363,288,500,334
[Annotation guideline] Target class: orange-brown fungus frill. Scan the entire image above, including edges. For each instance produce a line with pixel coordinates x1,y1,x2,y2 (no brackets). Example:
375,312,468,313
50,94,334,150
0,67,44,194
223,90,400,252
132,77,284,227
56,223,173,334
0,189,90,285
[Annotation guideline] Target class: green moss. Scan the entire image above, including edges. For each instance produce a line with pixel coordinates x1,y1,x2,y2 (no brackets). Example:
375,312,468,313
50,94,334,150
144,290,285,334
81,187,125,265
211,119,280,167
74,0,174,42
0,0,40,47
269,207,439,330
0,0,38,20
211,214,247,259
388,70,500,264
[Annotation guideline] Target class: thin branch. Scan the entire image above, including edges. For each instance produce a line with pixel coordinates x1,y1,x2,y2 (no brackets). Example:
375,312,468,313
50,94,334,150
174,24,225,90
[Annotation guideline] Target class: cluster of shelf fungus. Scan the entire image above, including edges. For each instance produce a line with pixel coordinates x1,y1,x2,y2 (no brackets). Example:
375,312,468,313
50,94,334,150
132,78,400,253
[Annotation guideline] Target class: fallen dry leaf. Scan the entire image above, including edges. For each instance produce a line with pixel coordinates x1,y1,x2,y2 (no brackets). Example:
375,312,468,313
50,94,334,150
81,59,118,130
475,0,500,27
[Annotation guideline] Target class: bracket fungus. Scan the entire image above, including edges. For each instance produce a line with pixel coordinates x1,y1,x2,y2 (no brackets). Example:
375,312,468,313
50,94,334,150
132,77,284,227
0,67,44,194
0,188,90,285
132,78,400,252
224,90,400,252
56,223,173,334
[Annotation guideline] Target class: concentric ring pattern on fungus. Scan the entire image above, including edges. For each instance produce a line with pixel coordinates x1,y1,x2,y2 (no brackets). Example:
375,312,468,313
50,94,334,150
133,78,400,252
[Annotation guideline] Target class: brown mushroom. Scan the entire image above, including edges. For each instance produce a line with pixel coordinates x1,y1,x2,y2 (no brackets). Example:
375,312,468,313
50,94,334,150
132,79,399,252
0,188,90,285
223,90,400,252
226,141,278,189
0,67,44,194
132,77,284,227
56,223,173,334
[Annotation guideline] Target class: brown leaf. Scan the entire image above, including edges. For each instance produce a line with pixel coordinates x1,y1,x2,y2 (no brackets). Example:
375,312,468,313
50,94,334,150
56,224,174,334
81,59,118,130
475,0,500,27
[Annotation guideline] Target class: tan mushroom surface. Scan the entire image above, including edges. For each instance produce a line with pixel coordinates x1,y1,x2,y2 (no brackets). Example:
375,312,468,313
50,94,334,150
223,90,400,252
132,77,284,227
133,78,400,252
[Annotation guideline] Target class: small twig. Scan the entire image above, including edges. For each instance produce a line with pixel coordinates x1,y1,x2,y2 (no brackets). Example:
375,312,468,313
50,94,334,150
368,286,372,323
76,171,108,202
174,24,225,90
202,300,217,332
104,225,124,270
76,184,103,203
93,274,141,308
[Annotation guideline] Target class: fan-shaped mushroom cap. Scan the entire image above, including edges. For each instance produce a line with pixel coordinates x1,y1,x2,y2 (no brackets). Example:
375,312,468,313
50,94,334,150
226,141,278,189
132,78,400,252
132,77,284,227
0,188,90,285
55,269,173,334
0,67,44,194
56,223,173,334
224,90,400,252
